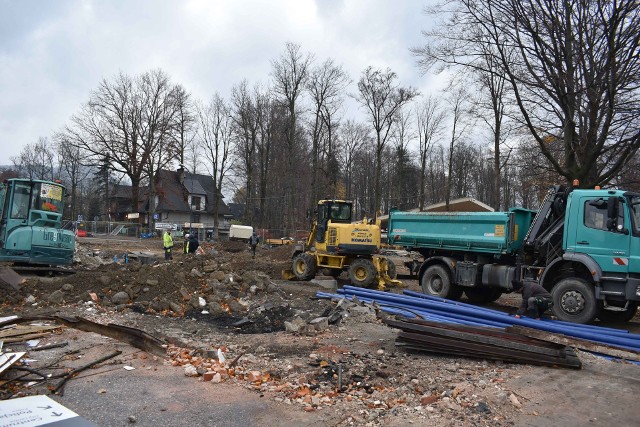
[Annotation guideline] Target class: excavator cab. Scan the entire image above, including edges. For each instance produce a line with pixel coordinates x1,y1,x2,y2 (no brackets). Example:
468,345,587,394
0,179,74,266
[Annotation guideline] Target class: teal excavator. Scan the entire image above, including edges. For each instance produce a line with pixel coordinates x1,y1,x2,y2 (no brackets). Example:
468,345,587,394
0,178,75,288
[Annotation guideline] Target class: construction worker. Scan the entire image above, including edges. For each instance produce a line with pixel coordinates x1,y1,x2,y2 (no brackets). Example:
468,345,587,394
513,280,553,319
187,233,199,253
183,234,190,254
163,230,173,260
249,231,260,259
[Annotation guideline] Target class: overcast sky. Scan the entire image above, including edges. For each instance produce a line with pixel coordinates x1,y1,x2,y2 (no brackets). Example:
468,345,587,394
0,0,444,166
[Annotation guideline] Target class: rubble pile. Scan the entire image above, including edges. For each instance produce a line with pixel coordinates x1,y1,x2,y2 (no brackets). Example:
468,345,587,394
163,299,524,425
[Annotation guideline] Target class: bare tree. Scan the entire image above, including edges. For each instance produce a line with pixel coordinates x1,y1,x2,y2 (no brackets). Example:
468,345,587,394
197,94,234,239
11,137,55,180
444,88,472,210
139,70,183,226
355,66,418,213
306,59,350,202
54,132,92,220
271,42,313,233
230,80,259,224
414,0,640,188
65,70,181,219
338,120,369,200
171,85,197,169
415,96,445,210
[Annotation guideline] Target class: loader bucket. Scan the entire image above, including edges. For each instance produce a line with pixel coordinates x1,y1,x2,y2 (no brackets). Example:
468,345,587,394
372,256,403,291
281,269,296,280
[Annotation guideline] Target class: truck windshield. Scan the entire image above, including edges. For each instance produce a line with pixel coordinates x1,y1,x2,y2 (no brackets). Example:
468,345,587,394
630,196,640,235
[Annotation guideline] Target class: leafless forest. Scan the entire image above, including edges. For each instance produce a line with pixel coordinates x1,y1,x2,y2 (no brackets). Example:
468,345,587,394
4,1,639,234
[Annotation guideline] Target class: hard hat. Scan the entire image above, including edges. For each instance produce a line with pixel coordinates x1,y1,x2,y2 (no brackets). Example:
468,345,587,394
185,233,190,238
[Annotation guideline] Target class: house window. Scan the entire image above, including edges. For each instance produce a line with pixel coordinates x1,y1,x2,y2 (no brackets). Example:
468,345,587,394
191,196,202,211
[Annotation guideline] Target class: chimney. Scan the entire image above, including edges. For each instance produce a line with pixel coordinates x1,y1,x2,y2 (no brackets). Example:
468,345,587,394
177,165,185,185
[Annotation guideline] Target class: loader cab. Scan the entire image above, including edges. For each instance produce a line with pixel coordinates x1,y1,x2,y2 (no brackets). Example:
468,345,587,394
315,200,352,243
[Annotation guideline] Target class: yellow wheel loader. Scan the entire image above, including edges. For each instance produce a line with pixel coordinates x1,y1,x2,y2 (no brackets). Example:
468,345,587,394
284,199,400,290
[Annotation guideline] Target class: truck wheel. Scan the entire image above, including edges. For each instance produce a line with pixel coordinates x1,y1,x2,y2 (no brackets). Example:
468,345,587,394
292,253,317,281
421,265,463,300
551,278,598,323
464,287,503,304
597,302,638,322
348,258,376,288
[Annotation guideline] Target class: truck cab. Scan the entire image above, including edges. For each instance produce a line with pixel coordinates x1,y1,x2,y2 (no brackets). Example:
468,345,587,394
0,179,75,265
540,189,640,322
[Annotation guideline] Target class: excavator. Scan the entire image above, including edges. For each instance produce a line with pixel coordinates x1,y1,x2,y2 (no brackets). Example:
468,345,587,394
284,199,400,290
0,178,75,288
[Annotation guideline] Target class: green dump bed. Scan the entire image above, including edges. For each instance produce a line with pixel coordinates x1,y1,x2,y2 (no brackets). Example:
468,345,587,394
388,208,535,256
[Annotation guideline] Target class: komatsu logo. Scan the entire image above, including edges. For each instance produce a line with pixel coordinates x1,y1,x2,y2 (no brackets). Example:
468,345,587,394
352,238,373,243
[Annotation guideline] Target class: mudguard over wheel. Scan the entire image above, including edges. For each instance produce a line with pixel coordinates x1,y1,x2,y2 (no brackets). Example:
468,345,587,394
292,253,317,281
421,264,463,300
348,258,376,288
464,287,503,304
597,302,638,322
551,277,598,323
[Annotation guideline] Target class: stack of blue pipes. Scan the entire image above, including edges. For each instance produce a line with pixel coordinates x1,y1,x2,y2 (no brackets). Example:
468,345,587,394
315,286,640,353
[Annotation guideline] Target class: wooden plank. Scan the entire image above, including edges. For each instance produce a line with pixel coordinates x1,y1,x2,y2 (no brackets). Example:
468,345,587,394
386,319,566,357
2,333,52,343
397,331,581,368
0,324,62,339
506,325,640,362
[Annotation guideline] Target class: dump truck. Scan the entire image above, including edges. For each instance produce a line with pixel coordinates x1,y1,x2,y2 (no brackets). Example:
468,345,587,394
388,184,640,323
286,199,400,290
0,178,75,287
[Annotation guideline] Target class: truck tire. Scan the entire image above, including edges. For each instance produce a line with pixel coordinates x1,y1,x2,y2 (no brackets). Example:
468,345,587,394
421,265,463,300
464,287,503,304
597,302,638,322
551,277,598,323
349,258,377,288
292,253,317,281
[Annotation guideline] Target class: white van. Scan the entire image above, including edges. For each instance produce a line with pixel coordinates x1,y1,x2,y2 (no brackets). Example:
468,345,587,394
229,224,254,241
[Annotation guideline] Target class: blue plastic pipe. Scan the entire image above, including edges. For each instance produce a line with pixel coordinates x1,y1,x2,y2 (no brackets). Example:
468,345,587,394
332,287,640,351
402,289,631,335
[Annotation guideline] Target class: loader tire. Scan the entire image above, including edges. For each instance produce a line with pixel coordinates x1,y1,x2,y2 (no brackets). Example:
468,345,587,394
348,258,377,288
551,277,598,323
292,253,317,281
464,287,503,304
421,264,463,300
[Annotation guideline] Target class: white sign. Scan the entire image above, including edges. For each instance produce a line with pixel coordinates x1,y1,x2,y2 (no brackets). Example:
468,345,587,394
127,212,140,219
155,222,177,230
0,395,97,426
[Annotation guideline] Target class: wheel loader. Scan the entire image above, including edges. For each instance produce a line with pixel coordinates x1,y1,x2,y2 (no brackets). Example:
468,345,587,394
284,199,401,290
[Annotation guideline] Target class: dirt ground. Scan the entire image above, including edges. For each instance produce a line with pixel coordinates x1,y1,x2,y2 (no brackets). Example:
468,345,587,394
1,236,639,426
